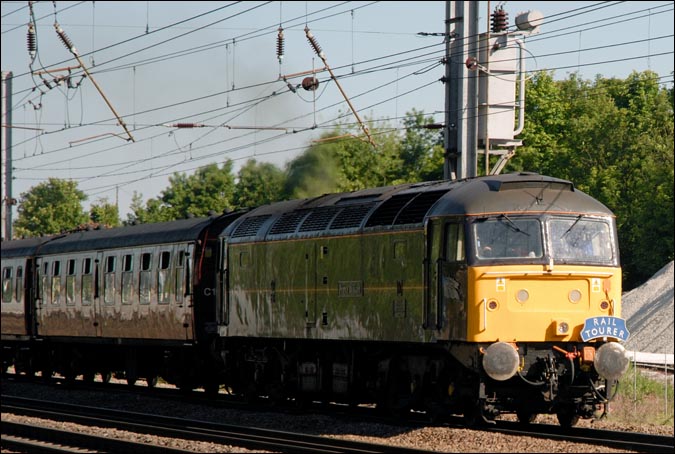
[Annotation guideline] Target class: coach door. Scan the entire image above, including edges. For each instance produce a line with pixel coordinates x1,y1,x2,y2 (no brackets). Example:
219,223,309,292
93,252,104,337
177,244,195,340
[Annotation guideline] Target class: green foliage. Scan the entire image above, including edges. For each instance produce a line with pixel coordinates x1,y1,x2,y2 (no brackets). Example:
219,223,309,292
13,178,88,238
399,109,445,181
614,364,674,425
127,162,236,223
234,159,286,209
510,70,674,289
89,198,121,227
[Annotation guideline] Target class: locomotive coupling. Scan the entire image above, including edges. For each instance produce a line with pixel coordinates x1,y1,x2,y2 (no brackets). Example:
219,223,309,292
482,341,520,381
593,342,630,381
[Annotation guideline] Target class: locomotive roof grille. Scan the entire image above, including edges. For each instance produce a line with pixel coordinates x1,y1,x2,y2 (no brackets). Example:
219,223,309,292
329,204,374,230
393,190,447,225
269,211,310,235
336,194,381,205
231,215,271,238
298,207,341,232
365,193,417,227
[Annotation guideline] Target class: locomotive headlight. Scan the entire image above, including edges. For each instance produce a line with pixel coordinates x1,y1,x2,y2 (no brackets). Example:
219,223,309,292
482,342,520,381
568,289,582,304
557,321,569,334
594,342,630,381
516,289,529,303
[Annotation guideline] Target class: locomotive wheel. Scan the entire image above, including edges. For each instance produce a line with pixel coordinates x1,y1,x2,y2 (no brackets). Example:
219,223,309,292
41,368,54,381
126,370,138,386
82,371,95,382
556,405,580,427
204,381,220,397
101,371,112,383
146,376,158,388
516,408,537,424
462,405,481,427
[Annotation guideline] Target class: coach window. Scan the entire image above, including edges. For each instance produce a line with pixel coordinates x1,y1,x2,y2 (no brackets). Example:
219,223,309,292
139,252,152,304
158,251,171,304
121,254,133,304
66,259,77,306
104,256,116,305
445,223,465,262
16,266,23,302
82,258,93,305
175,250,185,303
1,267,12,303
52,261,62,305
40,261,49,305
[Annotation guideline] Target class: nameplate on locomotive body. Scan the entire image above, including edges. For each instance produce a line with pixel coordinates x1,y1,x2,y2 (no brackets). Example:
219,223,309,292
581,316,630,342
338,281,363,297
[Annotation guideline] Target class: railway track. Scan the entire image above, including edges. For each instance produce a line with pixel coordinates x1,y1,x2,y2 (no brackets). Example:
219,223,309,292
2,375,673,453
485,420,675,454
2,420,193,453
1,395,435,454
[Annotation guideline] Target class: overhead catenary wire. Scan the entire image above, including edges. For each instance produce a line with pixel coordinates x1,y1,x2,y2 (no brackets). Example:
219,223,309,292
3,1,672,208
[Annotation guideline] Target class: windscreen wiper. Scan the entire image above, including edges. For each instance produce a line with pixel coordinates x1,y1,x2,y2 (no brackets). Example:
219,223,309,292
561,215,583,238
499,214,530,236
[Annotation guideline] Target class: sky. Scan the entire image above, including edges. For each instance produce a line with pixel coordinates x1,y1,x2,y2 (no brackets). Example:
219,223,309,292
1,1,673,222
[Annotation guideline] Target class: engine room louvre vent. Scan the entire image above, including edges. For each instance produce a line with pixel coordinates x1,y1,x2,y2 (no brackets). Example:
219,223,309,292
231,215,271,238
329,204,374,230
298,207,341,232
269,211,310,235
364,193,417,227
394,190,447,225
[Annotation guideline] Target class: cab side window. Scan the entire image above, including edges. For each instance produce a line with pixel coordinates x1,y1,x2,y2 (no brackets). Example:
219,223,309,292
445,223,465,262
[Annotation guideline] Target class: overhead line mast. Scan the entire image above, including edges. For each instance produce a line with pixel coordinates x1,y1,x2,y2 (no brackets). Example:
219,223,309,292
443,1,542,180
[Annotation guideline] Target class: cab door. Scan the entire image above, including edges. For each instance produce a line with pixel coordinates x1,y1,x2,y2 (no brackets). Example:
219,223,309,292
424,219,442,332
439,222,468,340
425,219,468,339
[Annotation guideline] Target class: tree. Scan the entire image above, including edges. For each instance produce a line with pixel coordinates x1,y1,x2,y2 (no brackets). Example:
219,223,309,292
89,198,121,227
509,70,674,289
13,178,88,238
398,109,444,181
127,162,237,223
234,159,286,209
